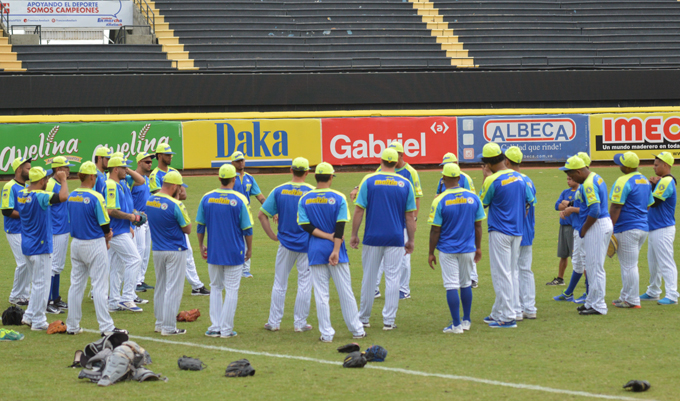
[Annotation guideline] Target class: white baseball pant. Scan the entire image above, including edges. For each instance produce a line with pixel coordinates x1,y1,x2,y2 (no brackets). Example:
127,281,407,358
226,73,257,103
615,229,648,306
266,245,312,329
153,250,187,333
6,233,30,303
22,253,52,329
514,245,537,315
440,252,473,290
51,233,69,275
67,238,115,333
185,234,204,290
375,229,415,294
359,245,402,326
134,222,151,285
583,218,613,314
572,229,586,274
646,226,678,301
242,238,251,274
488,231,521,323
311,262,365,341
207,264,242,335
108,232,142,308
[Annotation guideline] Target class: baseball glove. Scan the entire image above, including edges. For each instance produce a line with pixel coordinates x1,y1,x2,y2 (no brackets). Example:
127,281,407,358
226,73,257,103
364,345,388,362
178,355,206,371
132,211,147,227
47,320,67,334
342,351,367,368
607,236,618,258
225,359,255,377
176,309,201,322
337,343,361,353
2,305,24,325
623,380,651,392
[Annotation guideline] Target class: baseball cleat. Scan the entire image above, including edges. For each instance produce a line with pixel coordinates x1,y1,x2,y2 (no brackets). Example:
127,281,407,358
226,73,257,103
15,299,29,306
21,319,31,327
523,312,537,319
515,314,524,322
579,308,603,315
205,330,221,338
482,316,495,324
154,326,162,333
461,320,472,331
488,320,517,328
640,293,660,301
399,291,411,300
140,282,154,290
52,299,68,310
294,324,313,333
221,331,238,339
46,304,64,314
135,285,147,293
611,298,624,305
161,328,186,336
0,328,24,341
109,306,124,312
263,323,279,332
546,277,565,286
471,280,479,289
319,336,333,343
119,301,143,312
134,297,149,305
374,290,381,299
615,301,641,309
383,324,397,331
657,297,678,305
242,272,254,279
553,292,574,302
576,305,588,312
573,293,587,304
102,328,129,336
31,325,48,332
443,324,463,334
362,322,370,328
67,328,84,335
191,286,210,296
353,332,367,339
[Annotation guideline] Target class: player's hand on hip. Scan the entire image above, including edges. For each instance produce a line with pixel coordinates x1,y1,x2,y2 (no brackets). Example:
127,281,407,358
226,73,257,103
349,187,359,201
245,248,252,262
200,245,208,260
428,254,437,270
474,248,482,263
404,240,414,255
350,235,360,249
579,228,586,238
130,227,135,238
329,251,339,266
273,215,279,224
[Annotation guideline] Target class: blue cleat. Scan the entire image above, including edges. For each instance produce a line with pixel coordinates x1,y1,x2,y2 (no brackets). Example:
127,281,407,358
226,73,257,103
657,297,678,305
399,291,411,300
573,293,587,304
553,292,574,302
242,272,253,279
640,293,660,301
489,320,517,328
483,316,495,324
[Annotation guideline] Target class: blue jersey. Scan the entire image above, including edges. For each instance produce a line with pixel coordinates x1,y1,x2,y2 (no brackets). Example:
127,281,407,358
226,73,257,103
437,172,475,195
149,166,178,193
298,189,350,266
355,172,417,247
16,189,54,255
67,188,110,240
520,174,537,246
105,179,134,237
378,163,423,198
428,187,486,254
196,189,253,266
1,179,25,234
46,178,69,235
130,176,151,213
609,172,653,233
233,173,262,203
570,192,585,232
576,172,610,229
146,193,190,251
95,170,107,197
555,187,578,226
260,181,315,253
479,169,535,237
649,176,677,231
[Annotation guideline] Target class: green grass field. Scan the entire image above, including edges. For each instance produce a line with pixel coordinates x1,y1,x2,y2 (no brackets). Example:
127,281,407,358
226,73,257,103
0,165,675,401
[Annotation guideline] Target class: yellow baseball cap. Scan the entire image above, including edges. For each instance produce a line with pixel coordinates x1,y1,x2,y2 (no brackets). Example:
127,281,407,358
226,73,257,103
219,164,237,179
11,157,32,172
442,163,461,178
95,147,112,158
388,141,404,153
654,151,674,167
440,152,458,165
112,152,131,166
505,146,523,164
315,162,335,175
79,161,98,175
108,157,128,168
155,143,175,155
614,152,640,169
51,156,74,169
481,143,503,158
381,148,399,163
560,155,587,171
164,170,184,185
231,151,245,161
292,157,310,171
577,152,591,167
29,167,48,182
136,152,155,164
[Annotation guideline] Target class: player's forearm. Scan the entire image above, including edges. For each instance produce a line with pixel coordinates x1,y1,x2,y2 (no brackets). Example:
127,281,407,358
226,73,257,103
258,211,277,240
57,178,70,203
312,228,333,241
332,237,342,253
256,194,266,204
581,216,598,236
609,204,622,226
244,234,253,250
197,232,205,248
428,226,440,256
405,211,416,242
181,224,192,235
108,209,134,221
127,168,145,186
474,221,482,250
351,206,364,237
415,198,420,218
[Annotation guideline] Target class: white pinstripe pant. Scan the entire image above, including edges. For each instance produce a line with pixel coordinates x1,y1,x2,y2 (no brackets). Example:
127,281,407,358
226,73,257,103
67,238,115,333
208,263,242,335
440,252,474,290
514,245,537,315
108,232,142,308
22,253,52,329
267,245,312,329
6,233,30,302
51,233,69,275
646,226,678,301
153,250,186,333
311,262,364,341
584,218,613,314
572,230,586,274
242,238,251,273
134,222,151,285
184,234,205,290
360,245,403,326
488,231,521,323
615,229,648,306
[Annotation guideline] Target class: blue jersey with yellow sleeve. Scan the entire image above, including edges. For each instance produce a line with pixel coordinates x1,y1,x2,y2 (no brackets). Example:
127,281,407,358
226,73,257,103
378,163,423,198
609,172,653,233
428,187,486,254
46,178,69,235
196,189,254,266
577,172,610,227
1,179,25,234
355,172,417,247
298,189,350,266
437,172,475,195
105,179,134,237
555,187,578,226
520,174,538,246
146,193,190,251
149,167,178,193
130,176,151,213
95,170,107,197
260,182,315,253
67,188,110,240
16,189,54,255
479,169,535,237
233,173,262,203
649,176,677,230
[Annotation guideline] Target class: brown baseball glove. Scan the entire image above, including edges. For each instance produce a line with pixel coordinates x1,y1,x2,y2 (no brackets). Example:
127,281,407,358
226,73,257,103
47,320,66,334
177,309,201,322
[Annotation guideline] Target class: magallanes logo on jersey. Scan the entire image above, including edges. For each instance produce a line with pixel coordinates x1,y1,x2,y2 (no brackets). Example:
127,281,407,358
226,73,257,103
328,197,336,205
229,199,238,207
83,198,90,204
161,203,168,210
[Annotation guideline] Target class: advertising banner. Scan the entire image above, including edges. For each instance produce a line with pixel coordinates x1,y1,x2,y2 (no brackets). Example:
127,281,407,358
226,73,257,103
590,113,680,160
456,114,589,163
0,121,182,173
322,117,457,165
182,119,322,169
3,1,133,28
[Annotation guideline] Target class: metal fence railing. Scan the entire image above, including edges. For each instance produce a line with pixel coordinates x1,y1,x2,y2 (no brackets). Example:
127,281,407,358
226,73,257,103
133,0,155,34
10,25,41,42
0,2,9,37
114,25,153,44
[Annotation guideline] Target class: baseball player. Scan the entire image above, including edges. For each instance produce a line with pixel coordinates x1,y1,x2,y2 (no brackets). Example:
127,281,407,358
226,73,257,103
258,157,314,332
642,152,678,305
478,143,534,328
230,151,265,278
105,157,146,313
132,152,155,293
149,143,179,193
147,170,192,336
559,155,612,316
428,163,485,334
350,148,417,331
65,161,127,336
46,156,76,312
548,175,579,286
2,156,32,306
609,152,653,309
16,167,69,331
298,162,366,342
504,146,538,320
94,146,112,196
196,164,253,338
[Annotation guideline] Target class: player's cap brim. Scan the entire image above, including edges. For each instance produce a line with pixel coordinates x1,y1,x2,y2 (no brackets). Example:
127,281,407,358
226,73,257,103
613,154,624,166
45,169,54,176
158,151,175,155
182,183,188,188
558,166,572,171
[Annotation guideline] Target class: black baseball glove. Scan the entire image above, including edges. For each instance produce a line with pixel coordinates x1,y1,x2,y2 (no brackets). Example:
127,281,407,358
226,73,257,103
2,306,24,325
342,351,367,368
132,211,147,227
225,359,255,377
623,380,650,392
337,343,361,353
178,356,206,371
364,345,388,362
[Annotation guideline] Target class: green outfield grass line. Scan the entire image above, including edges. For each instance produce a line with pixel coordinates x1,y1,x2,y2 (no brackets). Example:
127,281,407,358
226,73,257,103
81,329,655,401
